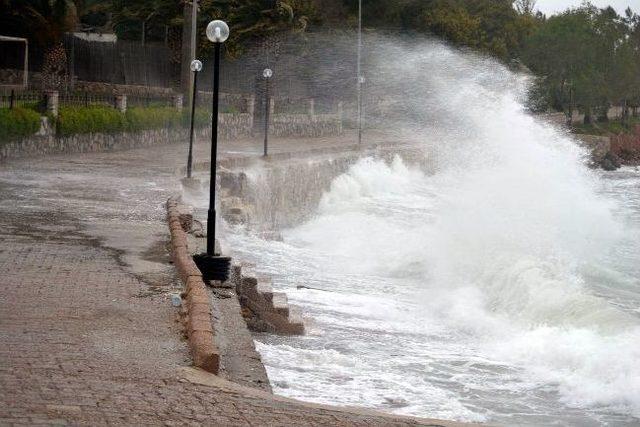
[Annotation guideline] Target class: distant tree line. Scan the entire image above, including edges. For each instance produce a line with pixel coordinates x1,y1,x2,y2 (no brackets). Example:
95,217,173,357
521,4,640,123
335,0,640,122
1,0,638,122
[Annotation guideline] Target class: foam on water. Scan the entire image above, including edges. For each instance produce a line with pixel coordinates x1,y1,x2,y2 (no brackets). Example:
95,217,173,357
215,37,640,425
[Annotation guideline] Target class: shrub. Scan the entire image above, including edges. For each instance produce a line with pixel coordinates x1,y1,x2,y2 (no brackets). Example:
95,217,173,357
182,108,211,128
56,106,194,136
0,107,42,143
57,107,126,137
125,107,182,132
222,106,239,114
51,102,233,138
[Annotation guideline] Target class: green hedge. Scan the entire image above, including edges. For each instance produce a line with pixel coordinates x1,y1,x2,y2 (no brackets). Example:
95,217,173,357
1,105,216,142
186,108,211,128
57,107,126,137
0,107,41,143
125,107,182,132
56,106,204,137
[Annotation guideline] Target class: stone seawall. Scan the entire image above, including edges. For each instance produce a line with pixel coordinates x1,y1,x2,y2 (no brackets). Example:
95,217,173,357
216,143,431,231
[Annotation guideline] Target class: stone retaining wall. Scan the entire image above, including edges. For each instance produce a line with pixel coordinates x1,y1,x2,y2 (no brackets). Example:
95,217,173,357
1,112,345,162
166,198,220,374
270,114,342,138
0,128,205,162
0,129,205,161
220,113,252,139
0,115,253,162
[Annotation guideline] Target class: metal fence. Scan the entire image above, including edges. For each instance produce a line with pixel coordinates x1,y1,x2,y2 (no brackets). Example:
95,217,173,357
58,91,117,109
0,89,45,111
126,93,174,108
0,88,177,112
1,30,361,107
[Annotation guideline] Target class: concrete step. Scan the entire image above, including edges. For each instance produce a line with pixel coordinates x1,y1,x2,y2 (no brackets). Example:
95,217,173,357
286,306,305,334
256,280,273,302
271,292,289,317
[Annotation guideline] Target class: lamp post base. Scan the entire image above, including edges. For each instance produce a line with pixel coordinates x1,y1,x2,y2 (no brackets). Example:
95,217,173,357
193,253,231,282
181,177,202,191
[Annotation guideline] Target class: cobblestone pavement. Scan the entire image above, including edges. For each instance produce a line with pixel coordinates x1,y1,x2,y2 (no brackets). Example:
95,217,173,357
0,135,468,426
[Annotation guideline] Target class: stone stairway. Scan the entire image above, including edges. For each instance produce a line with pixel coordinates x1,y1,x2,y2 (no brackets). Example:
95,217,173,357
231,264,305,335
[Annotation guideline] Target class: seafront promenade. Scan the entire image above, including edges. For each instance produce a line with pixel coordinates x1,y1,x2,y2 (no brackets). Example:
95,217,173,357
0,135,467,426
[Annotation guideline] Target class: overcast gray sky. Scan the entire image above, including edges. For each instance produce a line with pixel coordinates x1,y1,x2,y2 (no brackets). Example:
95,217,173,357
536,0,638,15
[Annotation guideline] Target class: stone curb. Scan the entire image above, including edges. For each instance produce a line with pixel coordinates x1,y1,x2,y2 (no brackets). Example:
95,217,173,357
166,197,220,374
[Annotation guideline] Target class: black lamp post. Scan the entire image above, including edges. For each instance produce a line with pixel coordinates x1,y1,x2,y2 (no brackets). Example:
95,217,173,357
186,59,202,178
358,74,365,144
262,68,272,157
193,19,231,283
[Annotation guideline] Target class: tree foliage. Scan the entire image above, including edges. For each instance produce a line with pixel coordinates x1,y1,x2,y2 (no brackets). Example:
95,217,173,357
0,0,78,45
521,4,640,122
340,0,534,58
1,0,638,122
197,0,318,57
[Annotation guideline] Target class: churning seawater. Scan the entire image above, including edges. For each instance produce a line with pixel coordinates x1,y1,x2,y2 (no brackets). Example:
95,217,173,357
207,38,640,425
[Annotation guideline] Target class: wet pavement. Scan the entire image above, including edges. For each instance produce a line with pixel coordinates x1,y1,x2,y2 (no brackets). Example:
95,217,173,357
0,134,465,426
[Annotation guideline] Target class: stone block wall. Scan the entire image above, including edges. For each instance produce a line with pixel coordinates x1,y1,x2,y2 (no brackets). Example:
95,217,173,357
219,113,252,139
230,264,304,335
0,112,257,162
0,128,200,162
269,113,342,138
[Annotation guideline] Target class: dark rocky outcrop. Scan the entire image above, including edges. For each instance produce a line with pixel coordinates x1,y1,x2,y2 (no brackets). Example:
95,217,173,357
599,151,622,171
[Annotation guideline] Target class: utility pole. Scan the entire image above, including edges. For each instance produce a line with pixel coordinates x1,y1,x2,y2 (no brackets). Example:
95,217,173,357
181,0,199,103
188,0,198,105
190,0,197,65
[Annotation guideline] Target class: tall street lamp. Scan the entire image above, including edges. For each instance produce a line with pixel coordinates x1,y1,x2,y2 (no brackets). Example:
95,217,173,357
358,74,365,144
186,59,202,179
357,0,362,144
193,20,231,283
262,68,272,157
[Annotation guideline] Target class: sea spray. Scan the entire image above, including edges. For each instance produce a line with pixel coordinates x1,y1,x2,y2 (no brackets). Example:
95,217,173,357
210,34,640,425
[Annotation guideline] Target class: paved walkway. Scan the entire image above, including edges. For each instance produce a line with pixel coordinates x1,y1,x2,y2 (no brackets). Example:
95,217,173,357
0,135,466,426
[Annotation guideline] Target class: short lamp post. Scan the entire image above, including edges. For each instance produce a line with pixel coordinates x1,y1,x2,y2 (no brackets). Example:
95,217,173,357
186,59,202,178
193,19,231,283
262,68,272,157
